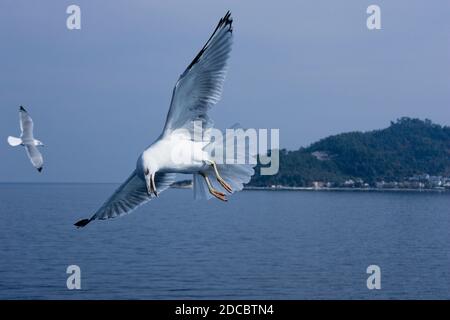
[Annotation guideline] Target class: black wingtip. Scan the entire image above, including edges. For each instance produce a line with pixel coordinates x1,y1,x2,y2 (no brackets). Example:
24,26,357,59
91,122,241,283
37,167,43,173
19,106,26,112
74,218,91,228
221,10,233,32
184,11,233,74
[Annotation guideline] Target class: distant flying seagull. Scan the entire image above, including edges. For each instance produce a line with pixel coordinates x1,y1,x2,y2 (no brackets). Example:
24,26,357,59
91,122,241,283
7,106,45,172
75,11,255,228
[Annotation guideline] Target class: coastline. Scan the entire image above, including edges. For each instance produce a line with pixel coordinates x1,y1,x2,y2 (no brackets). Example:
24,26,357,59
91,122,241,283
2,182,445,193
243,186,449,192
170,183,449,193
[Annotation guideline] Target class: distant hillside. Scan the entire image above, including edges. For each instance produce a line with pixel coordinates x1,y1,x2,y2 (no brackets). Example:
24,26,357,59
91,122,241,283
250,118,450,187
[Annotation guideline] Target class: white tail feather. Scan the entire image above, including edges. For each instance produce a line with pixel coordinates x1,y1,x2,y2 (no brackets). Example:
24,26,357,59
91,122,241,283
193,173,212,200
7,136,22,147
193,127,256,200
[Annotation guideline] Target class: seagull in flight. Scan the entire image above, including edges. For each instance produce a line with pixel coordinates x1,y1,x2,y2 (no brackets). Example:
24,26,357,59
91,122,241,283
7,106,45,172
75,11,255,228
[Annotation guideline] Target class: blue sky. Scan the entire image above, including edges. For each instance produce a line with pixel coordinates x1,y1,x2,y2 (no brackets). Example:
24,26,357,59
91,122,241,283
0,0,449,182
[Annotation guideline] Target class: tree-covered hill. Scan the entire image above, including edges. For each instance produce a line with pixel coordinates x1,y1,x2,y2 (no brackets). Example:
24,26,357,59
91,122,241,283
250,118,450,187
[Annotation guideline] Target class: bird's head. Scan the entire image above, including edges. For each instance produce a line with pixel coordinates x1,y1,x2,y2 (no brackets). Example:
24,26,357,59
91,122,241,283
139,153,159,197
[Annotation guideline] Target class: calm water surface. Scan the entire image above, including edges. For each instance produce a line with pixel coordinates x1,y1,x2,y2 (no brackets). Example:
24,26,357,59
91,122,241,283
0,183,449,299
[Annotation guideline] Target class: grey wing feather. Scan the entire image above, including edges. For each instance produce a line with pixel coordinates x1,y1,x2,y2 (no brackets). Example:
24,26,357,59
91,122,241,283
19,106,34,140
162,11,233,137
92,171,176,221
25,144,43,171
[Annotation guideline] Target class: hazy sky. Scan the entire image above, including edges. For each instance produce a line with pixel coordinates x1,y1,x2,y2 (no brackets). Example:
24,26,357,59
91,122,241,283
1,0,449,182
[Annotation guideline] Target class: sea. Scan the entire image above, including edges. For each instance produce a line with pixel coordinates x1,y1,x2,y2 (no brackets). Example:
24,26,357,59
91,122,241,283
0,183,449,299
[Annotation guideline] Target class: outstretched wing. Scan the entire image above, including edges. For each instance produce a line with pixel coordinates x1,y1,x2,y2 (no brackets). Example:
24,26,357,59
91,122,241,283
25,144,43,172
162,11,233,138
75,171,176,227
19,106,34,140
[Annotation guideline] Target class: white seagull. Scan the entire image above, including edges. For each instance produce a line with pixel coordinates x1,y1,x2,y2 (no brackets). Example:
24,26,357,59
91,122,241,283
75,11,255,228
8,106,45,172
